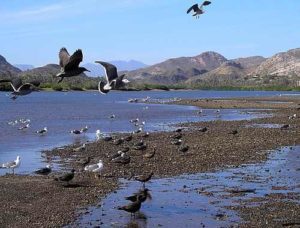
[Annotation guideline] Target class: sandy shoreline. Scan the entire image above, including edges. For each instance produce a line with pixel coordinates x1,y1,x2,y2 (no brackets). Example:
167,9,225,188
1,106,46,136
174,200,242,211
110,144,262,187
0,96,299,227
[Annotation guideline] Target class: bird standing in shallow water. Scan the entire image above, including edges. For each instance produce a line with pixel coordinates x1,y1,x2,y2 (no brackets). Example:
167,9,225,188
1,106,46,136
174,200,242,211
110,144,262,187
1,156,20,174
125,188,152,203
118,195,144,217
135,172,154,188
55,48,90,83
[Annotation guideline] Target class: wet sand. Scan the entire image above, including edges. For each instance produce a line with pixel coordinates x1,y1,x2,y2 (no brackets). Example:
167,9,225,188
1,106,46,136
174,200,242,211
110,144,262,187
0,96,299,227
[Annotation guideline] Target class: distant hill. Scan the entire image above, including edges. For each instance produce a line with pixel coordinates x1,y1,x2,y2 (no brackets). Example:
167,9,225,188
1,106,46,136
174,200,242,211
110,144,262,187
1,48,300,90
17,64,99,89
0,55,22,78
126,52,227,85
14,64,34,71
254,48,300,77
83,60,147,77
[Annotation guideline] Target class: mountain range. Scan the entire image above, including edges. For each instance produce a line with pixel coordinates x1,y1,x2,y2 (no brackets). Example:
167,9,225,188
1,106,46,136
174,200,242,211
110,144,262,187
82,60,147,77
1,48,299,89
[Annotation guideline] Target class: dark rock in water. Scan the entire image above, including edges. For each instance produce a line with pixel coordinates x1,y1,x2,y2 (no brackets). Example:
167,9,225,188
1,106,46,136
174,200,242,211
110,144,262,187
228,188,256,194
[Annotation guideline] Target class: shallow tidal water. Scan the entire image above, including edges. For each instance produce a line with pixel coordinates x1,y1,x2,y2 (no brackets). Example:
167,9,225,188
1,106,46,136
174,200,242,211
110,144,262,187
72,146,300,228
0,90,297,175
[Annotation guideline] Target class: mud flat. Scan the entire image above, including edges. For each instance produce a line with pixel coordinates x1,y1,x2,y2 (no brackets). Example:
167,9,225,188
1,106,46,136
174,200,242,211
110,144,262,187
0,96,299,227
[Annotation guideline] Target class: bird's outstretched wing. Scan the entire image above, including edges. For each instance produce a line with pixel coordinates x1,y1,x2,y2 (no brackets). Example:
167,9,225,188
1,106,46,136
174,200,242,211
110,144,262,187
59,47,70,68
64,49,83,71
18,83,33,91
187,4,199,14
202,1,211,6
98,81,110,94
95,61,118,83
28,80,41,87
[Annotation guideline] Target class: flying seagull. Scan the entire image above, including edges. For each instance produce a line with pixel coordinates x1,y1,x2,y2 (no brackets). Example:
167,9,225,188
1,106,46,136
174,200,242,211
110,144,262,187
55,48,90,83
1,156,20,174
95,61,130,94
0,78,40,99
187,1,211,18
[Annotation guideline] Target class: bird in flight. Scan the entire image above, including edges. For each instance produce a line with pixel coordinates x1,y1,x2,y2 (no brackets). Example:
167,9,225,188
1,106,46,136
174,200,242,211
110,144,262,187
0,78,40,99
55,48,90,83
187,1,211,19
95,61,130,94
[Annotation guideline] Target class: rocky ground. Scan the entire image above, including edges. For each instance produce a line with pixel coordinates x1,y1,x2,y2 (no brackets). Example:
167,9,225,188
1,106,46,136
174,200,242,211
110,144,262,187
0,96,299,227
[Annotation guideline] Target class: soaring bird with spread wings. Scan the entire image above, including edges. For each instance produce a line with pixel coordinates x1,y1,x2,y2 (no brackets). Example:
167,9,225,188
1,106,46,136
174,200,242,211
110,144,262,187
55,48,90,83
187,1,211,19
0,78,40,99
95,61,130,94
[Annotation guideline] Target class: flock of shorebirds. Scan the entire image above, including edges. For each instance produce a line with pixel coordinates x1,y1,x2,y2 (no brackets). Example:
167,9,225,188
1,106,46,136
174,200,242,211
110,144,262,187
0,0,214,217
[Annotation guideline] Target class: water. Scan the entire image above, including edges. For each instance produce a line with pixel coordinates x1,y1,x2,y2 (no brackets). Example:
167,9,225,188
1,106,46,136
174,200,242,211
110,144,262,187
0,90,298,175
73,146,300,228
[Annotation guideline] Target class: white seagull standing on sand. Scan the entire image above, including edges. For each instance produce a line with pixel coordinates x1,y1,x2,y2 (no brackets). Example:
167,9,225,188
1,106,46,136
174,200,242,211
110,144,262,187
84,160,103,178
1,156,21,174
95,61,130,94
96,130,102,141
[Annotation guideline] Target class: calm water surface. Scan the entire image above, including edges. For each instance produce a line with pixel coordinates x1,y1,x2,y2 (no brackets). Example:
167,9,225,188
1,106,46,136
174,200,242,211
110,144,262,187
0,90,298,175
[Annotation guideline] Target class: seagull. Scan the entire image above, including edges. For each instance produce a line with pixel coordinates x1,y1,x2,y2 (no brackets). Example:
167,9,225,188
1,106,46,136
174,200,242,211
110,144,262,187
1,156,20,174
143,148,156,159
34,165,52,175
95,61,130,94
36,127,48,135
134,172,154,187
73,143,86,152
112,153,130,164
80,126,89,133
96,130,102,141
109,114,116,119
125,188,152,203
54,169,75,184
18,123,30,130
187,1,211,19
70,129,82,135
0,78,40,99
118,195,144,217
84,160,103,175
55,48,90,83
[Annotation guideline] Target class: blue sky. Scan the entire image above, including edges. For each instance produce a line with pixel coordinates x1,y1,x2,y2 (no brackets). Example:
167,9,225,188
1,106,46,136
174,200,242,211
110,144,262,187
0,0,299,66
